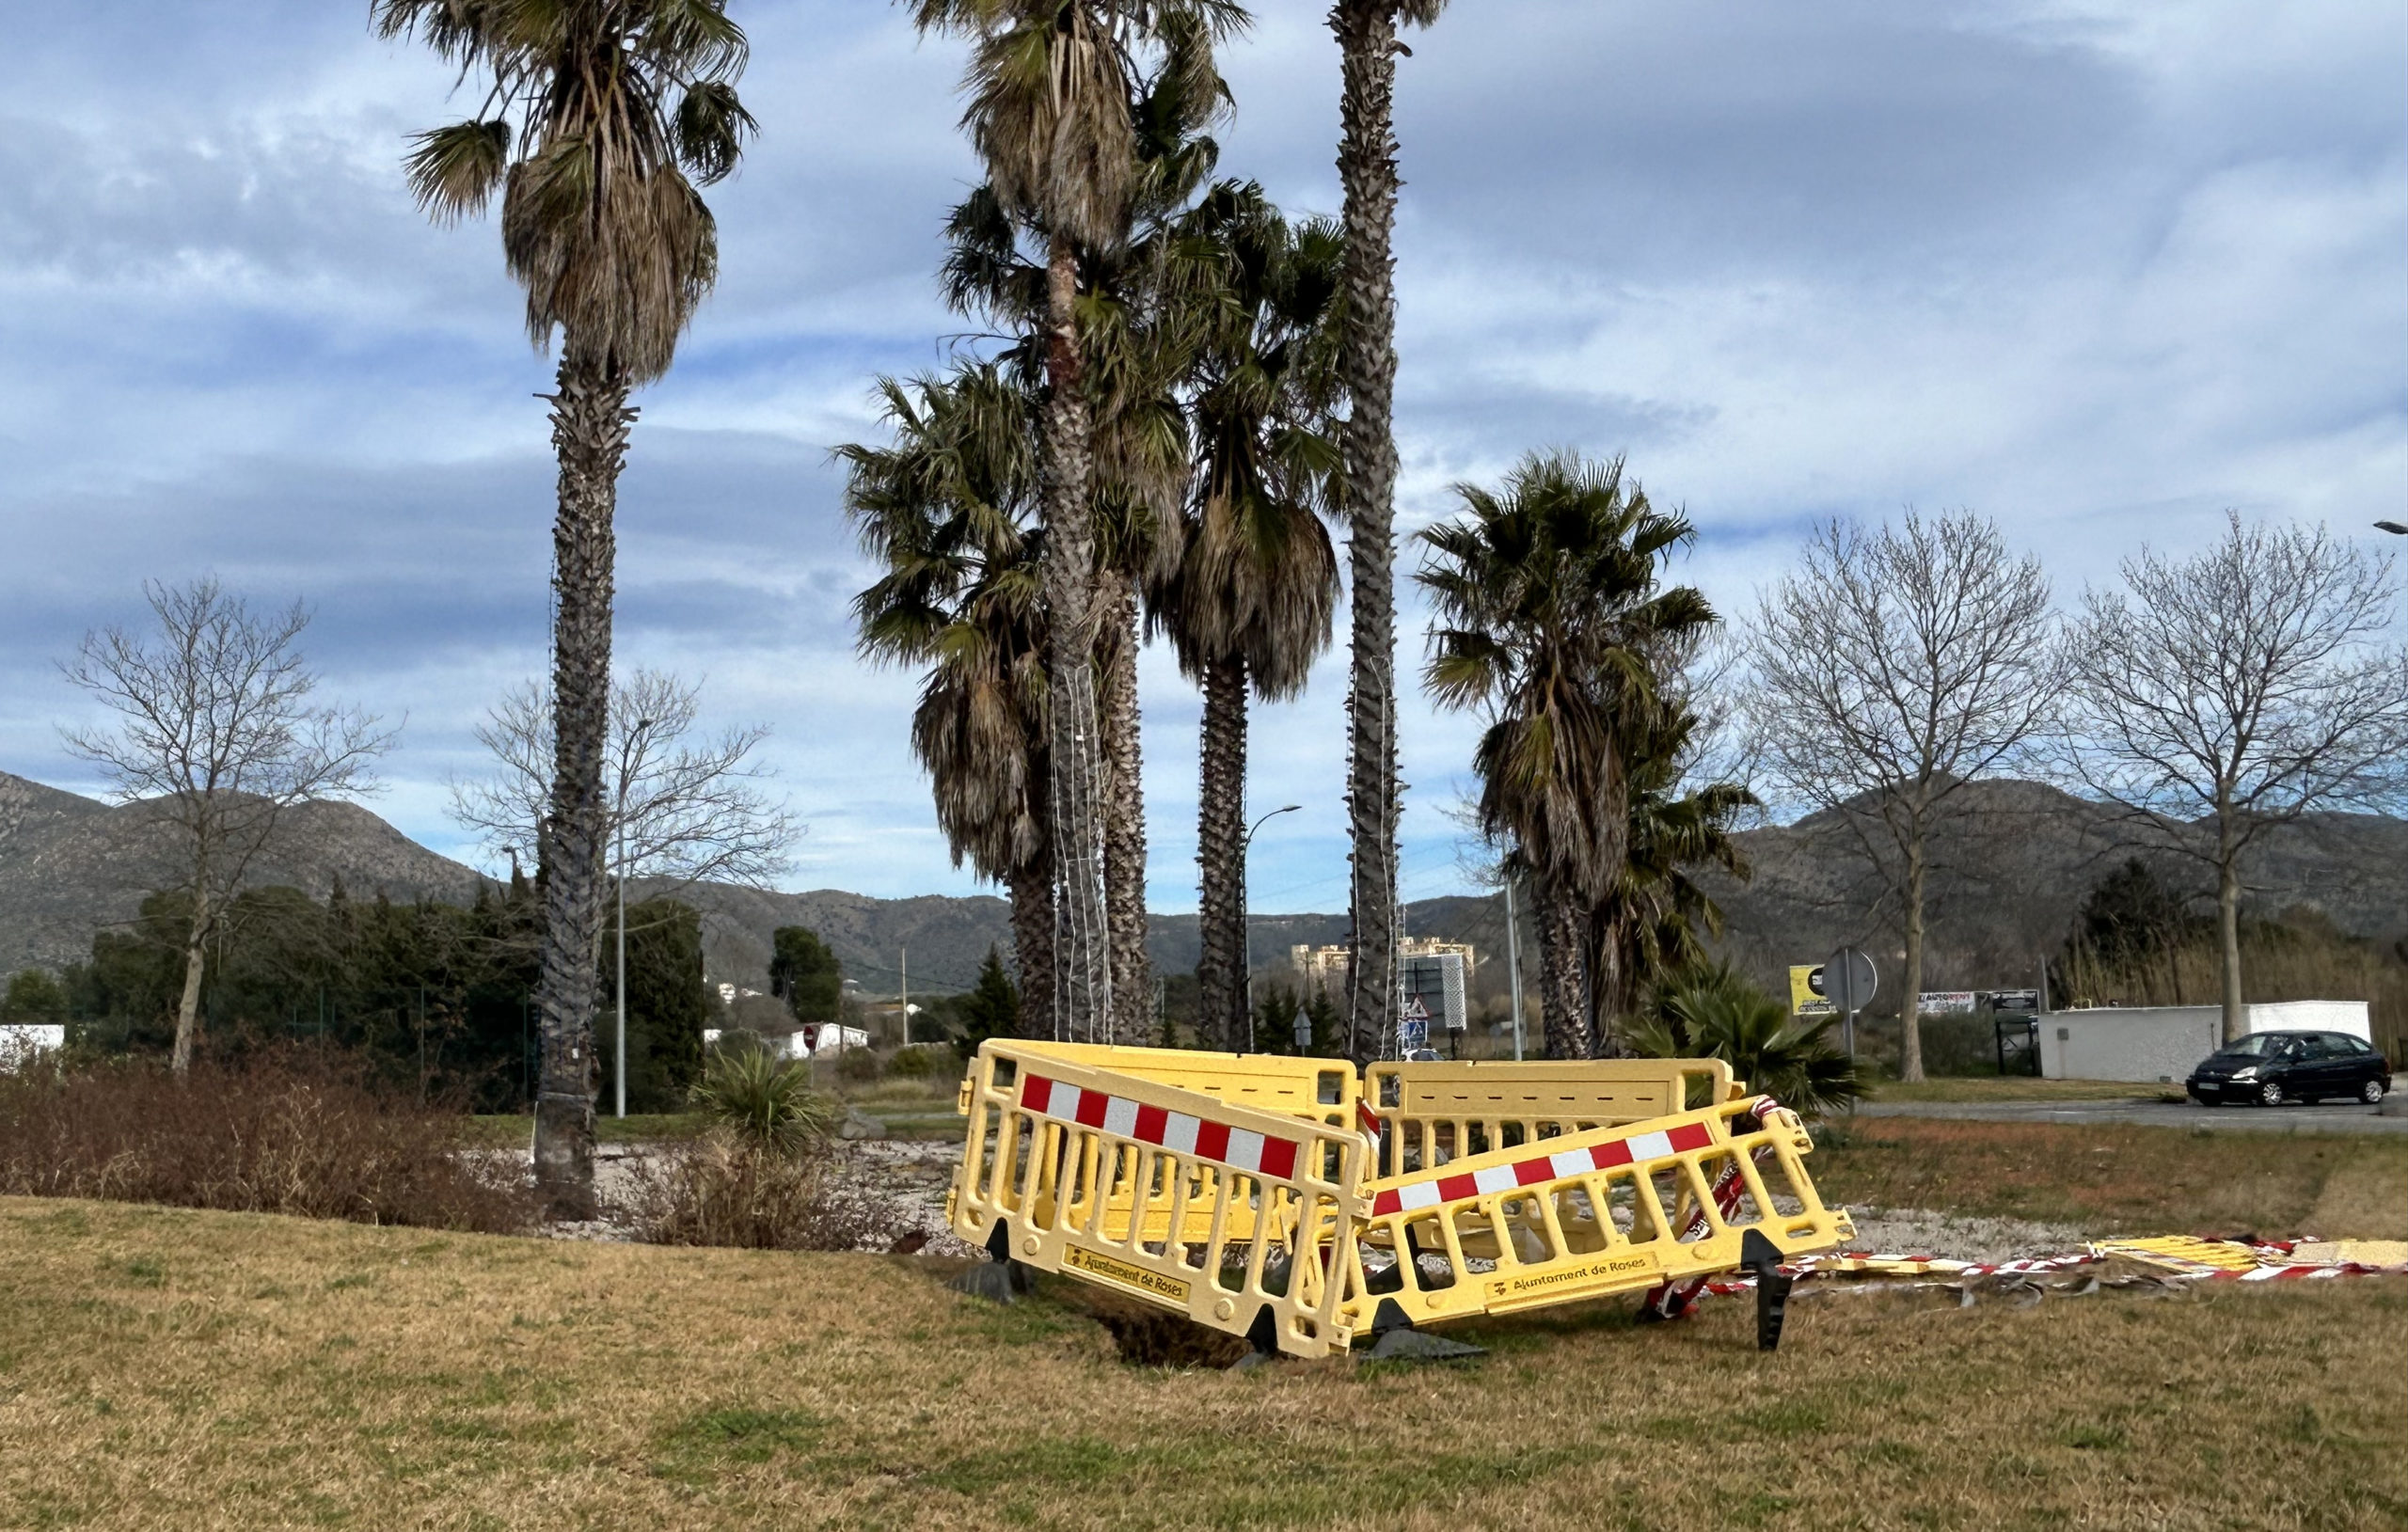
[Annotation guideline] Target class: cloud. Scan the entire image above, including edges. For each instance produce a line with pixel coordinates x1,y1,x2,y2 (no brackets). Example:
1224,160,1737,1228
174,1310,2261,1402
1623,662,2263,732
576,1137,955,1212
1,0,2400,913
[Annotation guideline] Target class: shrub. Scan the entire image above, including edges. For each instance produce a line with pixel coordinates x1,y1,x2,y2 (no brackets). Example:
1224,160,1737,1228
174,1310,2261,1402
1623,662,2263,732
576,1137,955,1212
884,1045,945,1080
688,1049,832,1156
1630,962,1861,1117
617,1137,905,1251
832,1045,884,1085
0,1050,532,1233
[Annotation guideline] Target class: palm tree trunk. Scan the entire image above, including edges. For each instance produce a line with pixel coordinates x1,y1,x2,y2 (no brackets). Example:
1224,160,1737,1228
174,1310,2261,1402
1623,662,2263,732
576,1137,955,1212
170,882,209,1078
1534,881,1588,1060
1039,232,1112,1041
1898,840,1928,1082
1100,576,1151,1043
1333,0,1405,1066
1008,855,1055,1041
1196,655,1249,1052
1584,907,1631,1059
532,344,632,1220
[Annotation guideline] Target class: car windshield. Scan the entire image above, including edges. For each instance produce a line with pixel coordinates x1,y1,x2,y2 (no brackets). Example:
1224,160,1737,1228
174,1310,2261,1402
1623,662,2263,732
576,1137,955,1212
2217,1034,2289,1058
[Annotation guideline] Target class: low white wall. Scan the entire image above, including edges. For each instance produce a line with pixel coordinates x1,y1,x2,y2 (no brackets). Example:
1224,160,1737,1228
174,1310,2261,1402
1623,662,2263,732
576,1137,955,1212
2038,1002,2372,1082
0,1023,65,1069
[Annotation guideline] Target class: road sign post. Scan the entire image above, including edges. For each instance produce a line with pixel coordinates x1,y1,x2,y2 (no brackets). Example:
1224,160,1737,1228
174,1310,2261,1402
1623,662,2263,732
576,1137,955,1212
1824,947,1877,1060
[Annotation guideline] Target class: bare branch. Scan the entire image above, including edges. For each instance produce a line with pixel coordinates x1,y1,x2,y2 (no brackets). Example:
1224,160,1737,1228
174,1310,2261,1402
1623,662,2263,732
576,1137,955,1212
56,577,395,1071
448,668,800,894
2054,512,2406,847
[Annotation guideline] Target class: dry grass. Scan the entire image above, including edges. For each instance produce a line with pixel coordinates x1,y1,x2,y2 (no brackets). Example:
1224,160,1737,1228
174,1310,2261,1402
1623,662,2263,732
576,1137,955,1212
620,1138,908,1252
0,1194,2401,1530
0,1053,532,1234
1815,1119,2408,1239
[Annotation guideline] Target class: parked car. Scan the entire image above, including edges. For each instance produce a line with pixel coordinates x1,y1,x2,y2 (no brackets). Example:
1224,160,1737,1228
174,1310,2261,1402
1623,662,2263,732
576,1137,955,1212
2186,1031,2392,1107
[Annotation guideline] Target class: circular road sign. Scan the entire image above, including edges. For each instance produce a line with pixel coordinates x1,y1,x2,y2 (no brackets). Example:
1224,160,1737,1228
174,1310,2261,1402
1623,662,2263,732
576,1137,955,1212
1823,947,1877,1013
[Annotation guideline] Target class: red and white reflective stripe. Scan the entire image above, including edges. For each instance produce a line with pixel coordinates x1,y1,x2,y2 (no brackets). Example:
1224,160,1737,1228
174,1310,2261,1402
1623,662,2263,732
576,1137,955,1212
1356,1099,1386,1138
1017,1073,1303,1181
1368,1119,1718,1218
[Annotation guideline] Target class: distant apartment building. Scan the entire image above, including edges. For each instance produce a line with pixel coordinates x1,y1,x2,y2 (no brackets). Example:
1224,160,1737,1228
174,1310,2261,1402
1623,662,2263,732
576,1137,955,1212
1290,938,1477,993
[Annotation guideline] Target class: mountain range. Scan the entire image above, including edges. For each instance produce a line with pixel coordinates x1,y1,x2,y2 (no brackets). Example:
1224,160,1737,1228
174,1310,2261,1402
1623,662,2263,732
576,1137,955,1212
6,769,2403,1003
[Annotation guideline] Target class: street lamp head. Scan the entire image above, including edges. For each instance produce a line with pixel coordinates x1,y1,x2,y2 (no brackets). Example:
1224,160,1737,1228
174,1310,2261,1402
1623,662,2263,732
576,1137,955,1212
1277,803,1301,813
2375,520,2408,535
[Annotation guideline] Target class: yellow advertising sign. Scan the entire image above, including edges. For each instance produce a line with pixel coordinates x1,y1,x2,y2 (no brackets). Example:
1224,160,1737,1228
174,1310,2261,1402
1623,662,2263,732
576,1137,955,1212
1789,965,1835,1016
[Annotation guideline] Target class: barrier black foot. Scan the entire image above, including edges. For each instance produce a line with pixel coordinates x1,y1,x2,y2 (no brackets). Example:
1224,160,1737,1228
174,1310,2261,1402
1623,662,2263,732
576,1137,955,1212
1361,1298,1484,1362
951,1223,1036,1303
1229,1305,1283,1370
1741,1229,1793,1351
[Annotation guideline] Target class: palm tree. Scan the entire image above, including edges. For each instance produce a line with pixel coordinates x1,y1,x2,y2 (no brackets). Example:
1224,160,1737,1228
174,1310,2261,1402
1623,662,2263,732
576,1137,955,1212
1330,0,1450,1064
1152,188,1344,1050
1418,451,1712,1058
1627,961,1860,1118
376,0,755,1214
1583,700,1754,1048
931,42,1228,1041
909,0,1243,1041
841,367,1057,1040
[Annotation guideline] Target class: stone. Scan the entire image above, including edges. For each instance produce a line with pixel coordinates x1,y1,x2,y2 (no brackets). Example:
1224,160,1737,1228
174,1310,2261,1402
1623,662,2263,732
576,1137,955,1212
1365,1328,1486,1363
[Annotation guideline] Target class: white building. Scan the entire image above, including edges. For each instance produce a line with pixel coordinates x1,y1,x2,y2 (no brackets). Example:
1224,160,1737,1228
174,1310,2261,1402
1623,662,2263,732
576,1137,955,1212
0,1024,65,1070
2037,1001,2373,1083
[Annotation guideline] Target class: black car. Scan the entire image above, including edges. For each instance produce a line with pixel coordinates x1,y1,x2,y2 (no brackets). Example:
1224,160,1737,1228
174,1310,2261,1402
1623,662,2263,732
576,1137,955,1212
2186,1031,2393,1107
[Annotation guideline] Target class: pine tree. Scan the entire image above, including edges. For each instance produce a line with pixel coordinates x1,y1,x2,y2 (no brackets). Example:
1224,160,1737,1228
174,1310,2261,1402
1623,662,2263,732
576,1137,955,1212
957,946,1022,1063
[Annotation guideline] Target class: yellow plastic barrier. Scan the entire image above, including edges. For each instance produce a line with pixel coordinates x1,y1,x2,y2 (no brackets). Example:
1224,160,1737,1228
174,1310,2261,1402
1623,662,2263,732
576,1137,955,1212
1363,1057,1739,1178
947,1040,1373,1359
945,1045,1851,1359
965,1040,1361,1133
1346,1094,1851,1331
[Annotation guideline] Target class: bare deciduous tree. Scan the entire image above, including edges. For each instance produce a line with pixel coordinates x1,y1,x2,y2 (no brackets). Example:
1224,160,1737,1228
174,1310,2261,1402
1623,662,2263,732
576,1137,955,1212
1747,511,2059,1081
450,670,797,905
2059,513,2408,1043
60,578,393,1075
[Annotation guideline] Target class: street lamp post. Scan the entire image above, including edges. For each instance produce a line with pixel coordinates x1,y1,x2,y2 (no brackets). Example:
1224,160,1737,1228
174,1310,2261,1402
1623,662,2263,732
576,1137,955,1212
1239,804,1302,1054
614,716,655,1121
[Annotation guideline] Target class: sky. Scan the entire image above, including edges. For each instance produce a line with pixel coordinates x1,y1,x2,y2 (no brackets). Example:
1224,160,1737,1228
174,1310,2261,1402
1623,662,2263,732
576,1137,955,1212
1,1,2402,913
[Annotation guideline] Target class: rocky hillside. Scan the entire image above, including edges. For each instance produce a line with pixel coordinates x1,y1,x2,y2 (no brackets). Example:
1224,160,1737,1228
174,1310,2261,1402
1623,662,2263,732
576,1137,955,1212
7,771,2402,1007
0,771,484,977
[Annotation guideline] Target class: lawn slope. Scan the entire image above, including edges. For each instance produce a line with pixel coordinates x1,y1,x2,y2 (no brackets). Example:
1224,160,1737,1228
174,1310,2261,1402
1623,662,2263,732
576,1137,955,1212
2,1196,2402,1531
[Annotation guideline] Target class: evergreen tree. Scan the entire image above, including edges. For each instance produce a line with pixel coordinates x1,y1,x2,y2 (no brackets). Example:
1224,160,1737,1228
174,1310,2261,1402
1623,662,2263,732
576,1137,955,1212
956,945,1022,1063
768,926,843,1024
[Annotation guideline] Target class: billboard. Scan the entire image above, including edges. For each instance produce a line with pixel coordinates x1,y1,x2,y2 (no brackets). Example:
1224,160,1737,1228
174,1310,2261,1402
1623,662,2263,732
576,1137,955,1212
1788,965,1835,1017
1917,991,1978,1015
1399,953,1467,1035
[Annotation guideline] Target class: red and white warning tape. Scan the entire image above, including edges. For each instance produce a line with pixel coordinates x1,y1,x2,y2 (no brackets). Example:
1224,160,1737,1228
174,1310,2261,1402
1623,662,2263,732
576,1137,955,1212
1018,1073,1305,1181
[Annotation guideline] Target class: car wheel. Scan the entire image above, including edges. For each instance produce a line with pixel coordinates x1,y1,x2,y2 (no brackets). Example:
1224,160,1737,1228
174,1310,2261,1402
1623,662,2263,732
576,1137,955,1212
2258,1081,2285,1107
2365,1080,2387,1105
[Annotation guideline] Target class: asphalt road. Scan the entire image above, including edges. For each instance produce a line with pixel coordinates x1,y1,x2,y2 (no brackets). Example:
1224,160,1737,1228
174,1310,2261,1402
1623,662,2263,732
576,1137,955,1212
1856,1098,2408,1135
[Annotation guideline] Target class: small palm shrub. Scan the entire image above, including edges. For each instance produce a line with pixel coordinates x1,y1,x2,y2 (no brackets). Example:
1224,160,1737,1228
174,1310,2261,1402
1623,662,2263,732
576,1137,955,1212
687,1049,832,1157
1629,962,1861,1117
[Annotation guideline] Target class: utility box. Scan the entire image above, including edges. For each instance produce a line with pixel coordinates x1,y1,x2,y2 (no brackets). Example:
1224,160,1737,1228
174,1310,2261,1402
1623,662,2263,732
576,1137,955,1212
2038,1001,2373,1083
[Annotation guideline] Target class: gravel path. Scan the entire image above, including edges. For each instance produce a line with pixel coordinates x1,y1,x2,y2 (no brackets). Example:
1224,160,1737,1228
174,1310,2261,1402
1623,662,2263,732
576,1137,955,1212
501,1136,2099,1267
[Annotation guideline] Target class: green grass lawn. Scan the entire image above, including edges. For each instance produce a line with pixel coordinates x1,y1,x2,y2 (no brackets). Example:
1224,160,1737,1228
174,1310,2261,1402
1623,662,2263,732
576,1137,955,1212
3,1193,2403,1530
458,1113,710,1149
1814,1117,2408,1238
1863,1077,2182,1103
